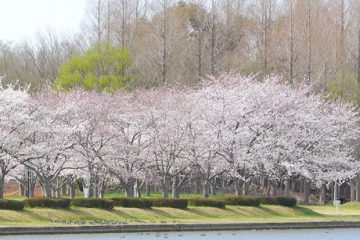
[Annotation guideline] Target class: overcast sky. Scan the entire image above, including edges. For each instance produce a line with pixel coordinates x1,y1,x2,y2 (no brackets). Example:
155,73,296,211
0,0,87,43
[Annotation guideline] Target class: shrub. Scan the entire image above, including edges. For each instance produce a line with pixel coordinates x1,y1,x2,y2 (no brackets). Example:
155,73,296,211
189,198,225,208
222,196,260,206
150,198,188,209
0,199,24,210
111,198,152,208
24,198,70,208
259,197,297,207
70,198,114,209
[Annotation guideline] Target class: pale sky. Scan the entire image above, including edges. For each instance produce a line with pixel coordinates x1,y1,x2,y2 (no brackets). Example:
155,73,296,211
0,0,87,43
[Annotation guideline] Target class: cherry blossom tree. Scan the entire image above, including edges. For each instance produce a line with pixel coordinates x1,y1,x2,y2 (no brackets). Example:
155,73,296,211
106,92,151,197
193,74,360,198
18,91,76,197
145,89,192,198
0,83,30,199
67,91,114,198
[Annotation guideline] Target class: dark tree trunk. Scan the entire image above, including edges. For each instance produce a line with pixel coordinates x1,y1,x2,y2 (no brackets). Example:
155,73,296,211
145,182,150,197
302,180,310,204
124,181,135,198
242,181,249,196
172,175,180,199
284,178,290,196
0,177,4,199
319,184,327,204
41,178,53,198
68,182,75,199
234,178,244,196
161,178,169,198
202,180,210,198
350,178,357,201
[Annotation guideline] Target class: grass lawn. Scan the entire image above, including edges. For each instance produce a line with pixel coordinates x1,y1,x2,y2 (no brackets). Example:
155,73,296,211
0,202,360,227
2,192,360,227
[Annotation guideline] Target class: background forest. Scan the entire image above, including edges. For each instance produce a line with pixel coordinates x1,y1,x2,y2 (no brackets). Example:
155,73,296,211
0,0,359,106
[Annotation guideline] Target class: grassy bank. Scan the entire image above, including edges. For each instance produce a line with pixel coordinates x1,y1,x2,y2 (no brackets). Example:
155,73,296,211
1,202,360,227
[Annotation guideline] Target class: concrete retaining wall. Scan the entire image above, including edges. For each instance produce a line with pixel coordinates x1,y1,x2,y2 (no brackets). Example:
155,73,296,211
1,221,360,236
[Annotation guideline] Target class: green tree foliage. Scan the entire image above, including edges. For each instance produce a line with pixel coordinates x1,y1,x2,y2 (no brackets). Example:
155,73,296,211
54,42,132,92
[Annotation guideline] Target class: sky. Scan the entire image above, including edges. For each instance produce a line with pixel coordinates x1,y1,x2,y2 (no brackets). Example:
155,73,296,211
0,0,87,43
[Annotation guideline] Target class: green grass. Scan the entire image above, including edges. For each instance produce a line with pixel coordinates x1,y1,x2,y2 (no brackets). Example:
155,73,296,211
0,202,360,227
2,192,360,227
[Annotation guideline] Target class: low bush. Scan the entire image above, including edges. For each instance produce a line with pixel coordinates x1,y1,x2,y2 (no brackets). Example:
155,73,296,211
189,198,225,208
111,198,152,208
24,198,70,208
150,198,188,209
222,196,260,206
0,199,24,210
70,198,114,209
259,197,297,207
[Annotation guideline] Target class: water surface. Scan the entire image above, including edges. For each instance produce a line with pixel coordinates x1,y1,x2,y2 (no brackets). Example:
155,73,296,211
2,228,360,240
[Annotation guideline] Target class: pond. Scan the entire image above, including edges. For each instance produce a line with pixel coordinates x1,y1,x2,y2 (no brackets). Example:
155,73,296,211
2,228,360,240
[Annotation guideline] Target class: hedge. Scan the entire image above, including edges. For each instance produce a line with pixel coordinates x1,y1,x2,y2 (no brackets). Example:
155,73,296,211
24,198,70,208
111,198,152,208
189,198,225,208
259,197,297,207
70,198,114,209
150,198,188,209
222,196,260,206
0,199,24,210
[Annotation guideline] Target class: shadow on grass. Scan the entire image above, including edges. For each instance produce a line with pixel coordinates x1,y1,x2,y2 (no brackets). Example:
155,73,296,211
14,209,51,222
111,208,138,219
293,206,323,217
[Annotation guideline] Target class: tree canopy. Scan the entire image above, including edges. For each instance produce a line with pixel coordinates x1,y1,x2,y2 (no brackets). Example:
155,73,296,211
54,42,132,92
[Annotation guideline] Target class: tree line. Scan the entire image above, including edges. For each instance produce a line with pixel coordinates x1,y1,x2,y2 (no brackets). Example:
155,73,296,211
0,74,358,204
0,0,359,105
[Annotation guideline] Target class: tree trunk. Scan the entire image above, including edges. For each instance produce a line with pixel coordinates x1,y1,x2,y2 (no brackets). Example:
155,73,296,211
68,182,75,199
269,180,277,197
145,182,150,197
319,184,327,205
28,185,34,198
194,172,201,194
284,178,290,196
290,180,296,193
242,181,249,196
83,183,92,198
333,183,338,202
124,181,135,198
62,185,67,195
234,178,244,196
266,181,271,197
161,178,169,198
134,180,141,198
0,177,4,199
302,180,309,205
97,180,106,199
350,178,357,201
356,174,360,201
210,178,216,195
42,179,52,198
202,180,210,198
210,0,216,75
172,176,180,199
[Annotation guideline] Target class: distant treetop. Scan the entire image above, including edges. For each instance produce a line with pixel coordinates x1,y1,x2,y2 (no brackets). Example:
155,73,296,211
54,42,133,92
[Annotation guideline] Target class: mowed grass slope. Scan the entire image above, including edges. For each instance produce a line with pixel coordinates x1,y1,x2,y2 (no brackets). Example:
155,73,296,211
1,203,360,226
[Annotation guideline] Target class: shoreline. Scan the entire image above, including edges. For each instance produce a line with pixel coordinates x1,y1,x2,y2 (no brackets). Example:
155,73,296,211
1,221,360,236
